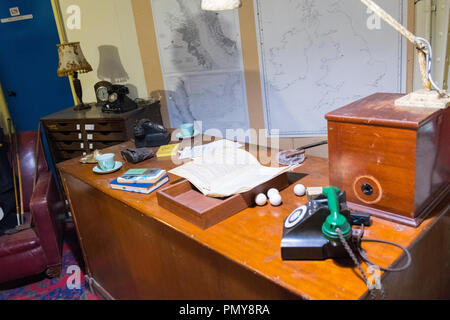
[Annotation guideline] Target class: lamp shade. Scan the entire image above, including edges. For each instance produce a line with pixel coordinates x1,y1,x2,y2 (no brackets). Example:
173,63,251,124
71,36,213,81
57,42,92,77
201,0,242,11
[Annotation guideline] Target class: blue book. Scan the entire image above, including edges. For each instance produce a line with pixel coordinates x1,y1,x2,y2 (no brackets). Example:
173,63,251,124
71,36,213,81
110,175,169,194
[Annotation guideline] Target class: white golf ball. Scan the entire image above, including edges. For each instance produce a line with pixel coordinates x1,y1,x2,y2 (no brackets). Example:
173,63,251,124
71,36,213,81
294,184,306,197
255,193,267,206
267,188,279,199
269,193,282,206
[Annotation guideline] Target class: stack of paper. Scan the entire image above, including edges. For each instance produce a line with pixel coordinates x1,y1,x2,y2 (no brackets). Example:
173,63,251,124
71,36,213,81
170,147,293,198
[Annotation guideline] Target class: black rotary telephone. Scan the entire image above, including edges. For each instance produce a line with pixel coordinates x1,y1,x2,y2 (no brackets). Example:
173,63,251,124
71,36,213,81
101,85,137,114
281,186,412,299
134,119,171,147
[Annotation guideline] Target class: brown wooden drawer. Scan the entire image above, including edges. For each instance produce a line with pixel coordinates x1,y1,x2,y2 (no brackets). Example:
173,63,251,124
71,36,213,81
45,121,81,132
56,150,85,160
86,131,126,141
54,141,86,151
50,132,83,141
84,121,124,132
88,141,123,150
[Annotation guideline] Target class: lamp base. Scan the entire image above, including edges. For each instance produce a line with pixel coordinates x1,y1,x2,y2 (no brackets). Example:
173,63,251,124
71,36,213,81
395,89,450,109
73,103,92,111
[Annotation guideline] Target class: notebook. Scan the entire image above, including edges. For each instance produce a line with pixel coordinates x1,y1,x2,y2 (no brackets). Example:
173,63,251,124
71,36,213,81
117,168,166,184
110,175,169,194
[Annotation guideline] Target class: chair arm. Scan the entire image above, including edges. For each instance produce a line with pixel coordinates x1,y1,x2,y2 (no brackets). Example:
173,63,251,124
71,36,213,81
29,171,65,266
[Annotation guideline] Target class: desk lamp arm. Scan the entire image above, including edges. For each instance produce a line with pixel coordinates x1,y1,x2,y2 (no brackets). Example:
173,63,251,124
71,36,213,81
361,0,445,95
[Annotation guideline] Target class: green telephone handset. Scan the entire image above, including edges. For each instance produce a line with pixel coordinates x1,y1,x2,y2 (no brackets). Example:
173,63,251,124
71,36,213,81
321,186,352,242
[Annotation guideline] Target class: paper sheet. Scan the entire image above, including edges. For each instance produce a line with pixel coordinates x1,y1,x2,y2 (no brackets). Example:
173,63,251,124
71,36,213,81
178,139,243,160
170,147,293,197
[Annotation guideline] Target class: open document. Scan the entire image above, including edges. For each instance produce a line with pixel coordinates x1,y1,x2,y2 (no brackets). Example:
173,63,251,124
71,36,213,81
169,147,294,198
178,139,243,160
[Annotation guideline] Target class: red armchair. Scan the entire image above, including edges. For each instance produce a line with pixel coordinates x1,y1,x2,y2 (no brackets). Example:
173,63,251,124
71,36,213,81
0,131,66,284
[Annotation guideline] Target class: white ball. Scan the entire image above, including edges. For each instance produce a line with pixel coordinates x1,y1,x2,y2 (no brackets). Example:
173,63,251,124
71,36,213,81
294,184,306,197
269,193,282,206
255,193,267,206
267,188,279,199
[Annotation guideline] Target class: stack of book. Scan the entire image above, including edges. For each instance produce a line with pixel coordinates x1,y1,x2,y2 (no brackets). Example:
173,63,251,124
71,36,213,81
110,168,169,194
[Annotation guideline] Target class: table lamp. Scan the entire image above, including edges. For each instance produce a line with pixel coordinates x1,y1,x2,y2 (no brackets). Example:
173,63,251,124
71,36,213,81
202,0,449,108
57,42,93,111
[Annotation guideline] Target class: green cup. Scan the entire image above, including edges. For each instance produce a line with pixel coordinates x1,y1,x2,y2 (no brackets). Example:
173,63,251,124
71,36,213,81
180,123,194,137
96,153,115,171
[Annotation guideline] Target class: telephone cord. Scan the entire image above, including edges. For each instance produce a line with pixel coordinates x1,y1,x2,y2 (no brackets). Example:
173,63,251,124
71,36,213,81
336,228,383,300
336,225,413,299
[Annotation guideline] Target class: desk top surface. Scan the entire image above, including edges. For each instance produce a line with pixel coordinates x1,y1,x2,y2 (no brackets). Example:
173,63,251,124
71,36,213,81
57,138,449,300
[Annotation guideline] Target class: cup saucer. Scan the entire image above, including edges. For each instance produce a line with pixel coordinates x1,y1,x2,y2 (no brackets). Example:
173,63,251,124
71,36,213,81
93,161,123,174
176,129,201,139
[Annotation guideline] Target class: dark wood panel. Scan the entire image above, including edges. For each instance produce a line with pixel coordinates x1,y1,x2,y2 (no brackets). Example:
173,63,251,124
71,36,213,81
45,121,81,132
56,150,84,160
83,121,124,132
87,131,126,142
63,174,298,300
54,141,85,151
380,207,450,299
50,132,83,141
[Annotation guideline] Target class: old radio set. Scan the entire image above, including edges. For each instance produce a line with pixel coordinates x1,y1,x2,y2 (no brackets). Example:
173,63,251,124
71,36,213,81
325,93,449,227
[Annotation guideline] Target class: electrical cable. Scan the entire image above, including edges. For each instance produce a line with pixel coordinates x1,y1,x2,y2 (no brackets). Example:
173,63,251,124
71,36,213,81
415,37,448,97
355,224,412,272
336,223,412,299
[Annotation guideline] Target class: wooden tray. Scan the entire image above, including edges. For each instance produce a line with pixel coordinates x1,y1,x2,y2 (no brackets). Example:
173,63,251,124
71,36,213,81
157,173,289,229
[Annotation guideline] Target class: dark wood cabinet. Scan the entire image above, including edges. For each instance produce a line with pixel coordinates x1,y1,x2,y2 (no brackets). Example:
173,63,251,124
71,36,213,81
41,100,163,163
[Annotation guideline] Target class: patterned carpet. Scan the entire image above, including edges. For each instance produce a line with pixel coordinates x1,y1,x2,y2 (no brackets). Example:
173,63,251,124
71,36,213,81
0,223,99,300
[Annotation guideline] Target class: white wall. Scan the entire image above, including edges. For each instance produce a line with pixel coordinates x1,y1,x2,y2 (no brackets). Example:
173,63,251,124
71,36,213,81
414,0,450,91
59,0,148,102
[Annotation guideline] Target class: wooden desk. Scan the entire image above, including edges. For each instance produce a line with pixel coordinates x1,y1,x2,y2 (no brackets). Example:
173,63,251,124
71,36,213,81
58,139,450,300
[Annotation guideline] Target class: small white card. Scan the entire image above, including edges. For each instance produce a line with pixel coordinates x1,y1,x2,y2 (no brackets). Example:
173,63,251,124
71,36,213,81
9,7,20,17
